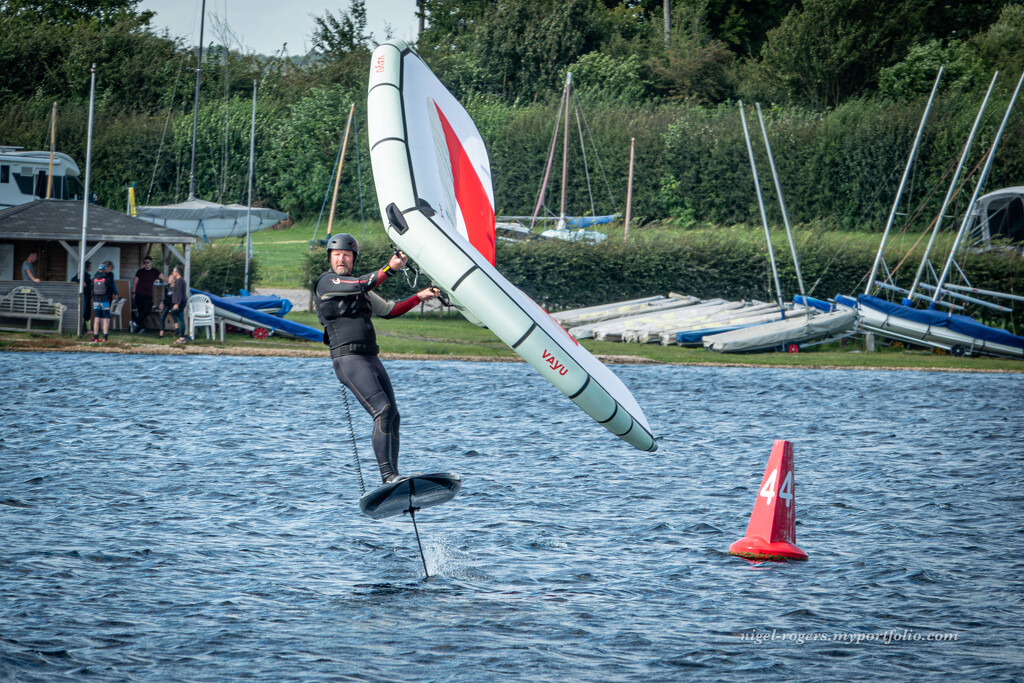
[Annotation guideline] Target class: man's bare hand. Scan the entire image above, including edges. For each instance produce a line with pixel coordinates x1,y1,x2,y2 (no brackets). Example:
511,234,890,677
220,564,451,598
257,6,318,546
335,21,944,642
417,286,441,301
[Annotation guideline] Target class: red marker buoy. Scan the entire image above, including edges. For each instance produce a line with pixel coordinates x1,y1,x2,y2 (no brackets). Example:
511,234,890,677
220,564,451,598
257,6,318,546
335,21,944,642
729,440,808,561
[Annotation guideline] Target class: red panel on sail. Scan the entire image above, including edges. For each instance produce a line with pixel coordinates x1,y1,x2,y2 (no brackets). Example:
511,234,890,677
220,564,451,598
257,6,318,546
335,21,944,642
434,102,496,265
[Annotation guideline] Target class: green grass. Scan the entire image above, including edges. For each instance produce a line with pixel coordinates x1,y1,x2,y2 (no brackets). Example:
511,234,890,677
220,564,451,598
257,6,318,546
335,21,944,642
324,313,1023,370
231,215,960,292
215,217,389,288
4,314,1021,371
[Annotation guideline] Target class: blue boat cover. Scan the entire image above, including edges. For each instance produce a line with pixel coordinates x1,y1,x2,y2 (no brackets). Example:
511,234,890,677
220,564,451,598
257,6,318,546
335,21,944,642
192,288,323,342
834,294,858,309
220,294,294,317
794,295,834,312
675,324,749,345
566,214,618,229
859,295,1024,350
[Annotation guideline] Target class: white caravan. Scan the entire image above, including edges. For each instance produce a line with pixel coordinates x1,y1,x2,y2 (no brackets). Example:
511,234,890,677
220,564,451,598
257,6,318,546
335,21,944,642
0,146,84,209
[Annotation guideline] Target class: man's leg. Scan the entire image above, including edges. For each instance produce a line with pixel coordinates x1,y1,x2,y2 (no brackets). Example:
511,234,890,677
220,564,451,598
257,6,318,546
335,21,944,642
332,354,401,482
137,295,153,331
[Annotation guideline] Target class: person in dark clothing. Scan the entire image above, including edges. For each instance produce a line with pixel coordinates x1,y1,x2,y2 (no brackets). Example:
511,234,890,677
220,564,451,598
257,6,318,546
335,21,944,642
157,284,174,339
131,256,163,333
315,233,440,484
89,261,118,342
168,264,188,344
71,260,92,323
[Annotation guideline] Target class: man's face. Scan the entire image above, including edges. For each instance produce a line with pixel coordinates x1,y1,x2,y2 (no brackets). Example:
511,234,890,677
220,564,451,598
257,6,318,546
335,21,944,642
143,259,152,270
330,249,355,275
28,253,37,263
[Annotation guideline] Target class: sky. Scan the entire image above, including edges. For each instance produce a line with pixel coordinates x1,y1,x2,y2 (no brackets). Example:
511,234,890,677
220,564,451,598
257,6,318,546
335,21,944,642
137,0,421,56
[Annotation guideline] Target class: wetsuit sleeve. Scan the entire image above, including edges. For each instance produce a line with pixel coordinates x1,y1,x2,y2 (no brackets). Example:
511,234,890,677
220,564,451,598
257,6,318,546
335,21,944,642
316,268,391,300
375,293,421,319
367,291,394,317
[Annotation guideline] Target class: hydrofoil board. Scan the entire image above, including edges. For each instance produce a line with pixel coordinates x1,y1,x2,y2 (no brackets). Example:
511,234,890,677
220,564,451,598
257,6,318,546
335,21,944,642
359,473,461,520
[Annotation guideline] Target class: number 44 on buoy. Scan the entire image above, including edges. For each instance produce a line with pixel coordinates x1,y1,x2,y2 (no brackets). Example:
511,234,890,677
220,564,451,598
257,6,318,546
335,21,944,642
729,440,808,562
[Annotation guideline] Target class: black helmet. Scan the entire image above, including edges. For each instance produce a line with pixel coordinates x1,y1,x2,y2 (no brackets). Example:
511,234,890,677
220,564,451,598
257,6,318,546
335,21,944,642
326,233,359,257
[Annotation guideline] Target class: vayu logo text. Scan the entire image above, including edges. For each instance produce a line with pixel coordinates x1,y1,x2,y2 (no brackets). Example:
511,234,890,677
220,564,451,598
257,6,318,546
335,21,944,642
542,349,568,376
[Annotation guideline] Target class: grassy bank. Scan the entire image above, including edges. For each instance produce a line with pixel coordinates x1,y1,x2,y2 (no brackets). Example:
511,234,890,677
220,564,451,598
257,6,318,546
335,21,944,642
4,314,1021,373
221,218,382,288
238,217,968,300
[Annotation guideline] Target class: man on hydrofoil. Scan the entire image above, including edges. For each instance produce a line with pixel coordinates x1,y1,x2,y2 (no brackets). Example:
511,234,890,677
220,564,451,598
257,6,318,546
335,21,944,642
315,233,440,485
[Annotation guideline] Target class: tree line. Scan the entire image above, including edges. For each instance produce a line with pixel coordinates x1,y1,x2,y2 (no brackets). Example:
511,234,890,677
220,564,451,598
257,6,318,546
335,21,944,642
2,0,1023,230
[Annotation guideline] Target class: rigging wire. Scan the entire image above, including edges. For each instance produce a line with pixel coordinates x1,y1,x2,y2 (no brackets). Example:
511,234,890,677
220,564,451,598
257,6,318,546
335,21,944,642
572,97,596,218
808,162,906,296
310,138,346,250
887,152,987,282
530,87,566,230
574,92,618,213
146,51,189,204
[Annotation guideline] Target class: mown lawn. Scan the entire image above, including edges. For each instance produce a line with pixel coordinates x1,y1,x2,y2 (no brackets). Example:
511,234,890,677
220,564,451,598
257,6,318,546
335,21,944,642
4,313,1021,372
222,218,388,288
307,312,1022,371
239,218,959,293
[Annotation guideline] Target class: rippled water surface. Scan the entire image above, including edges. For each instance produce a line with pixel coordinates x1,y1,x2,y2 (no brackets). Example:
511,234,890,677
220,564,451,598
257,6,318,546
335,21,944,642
1,351,1022,680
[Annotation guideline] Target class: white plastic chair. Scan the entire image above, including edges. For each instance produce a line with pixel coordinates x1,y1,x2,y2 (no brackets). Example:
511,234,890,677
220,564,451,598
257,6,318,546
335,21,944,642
187,293,217,340
109,298,126,329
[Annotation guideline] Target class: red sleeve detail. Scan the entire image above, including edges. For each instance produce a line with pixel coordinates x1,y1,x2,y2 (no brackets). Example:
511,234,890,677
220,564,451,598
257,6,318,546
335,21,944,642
384,294,421,318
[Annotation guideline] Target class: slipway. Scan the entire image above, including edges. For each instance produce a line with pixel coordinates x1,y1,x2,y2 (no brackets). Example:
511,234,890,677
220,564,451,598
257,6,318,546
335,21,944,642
192,288,322,342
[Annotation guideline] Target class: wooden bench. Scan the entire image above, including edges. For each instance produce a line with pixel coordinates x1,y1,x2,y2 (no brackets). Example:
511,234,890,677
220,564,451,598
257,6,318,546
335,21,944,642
0,286,67,334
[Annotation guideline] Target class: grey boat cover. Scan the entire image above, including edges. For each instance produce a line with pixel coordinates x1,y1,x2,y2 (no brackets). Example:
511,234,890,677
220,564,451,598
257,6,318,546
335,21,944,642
136,198,288,240
704,309,857,353
552,294,697,327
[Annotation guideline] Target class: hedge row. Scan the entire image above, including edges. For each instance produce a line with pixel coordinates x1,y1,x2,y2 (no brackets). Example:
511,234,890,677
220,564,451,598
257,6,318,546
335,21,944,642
303,230,1024,332
154,244,260,297
11,86,1024,232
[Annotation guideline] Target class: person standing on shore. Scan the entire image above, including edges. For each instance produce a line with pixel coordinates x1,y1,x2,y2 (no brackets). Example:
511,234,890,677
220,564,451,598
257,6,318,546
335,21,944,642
169,264,189,344
131,256,163,334
71,260,92,324
22,251,41,282
315,233,440,485
89,262,118,342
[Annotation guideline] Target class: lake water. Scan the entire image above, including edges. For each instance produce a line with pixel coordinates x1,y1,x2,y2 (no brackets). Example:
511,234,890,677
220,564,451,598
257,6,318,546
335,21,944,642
1,351,1022,680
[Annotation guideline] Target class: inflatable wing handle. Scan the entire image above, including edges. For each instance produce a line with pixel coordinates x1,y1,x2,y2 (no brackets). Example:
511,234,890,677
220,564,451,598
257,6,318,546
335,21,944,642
386,203,410,234
415,198,436,217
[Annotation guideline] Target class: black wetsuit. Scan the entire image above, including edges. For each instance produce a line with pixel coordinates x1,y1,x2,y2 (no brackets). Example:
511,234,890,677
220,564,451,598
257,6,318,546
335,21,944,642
315,267,421,482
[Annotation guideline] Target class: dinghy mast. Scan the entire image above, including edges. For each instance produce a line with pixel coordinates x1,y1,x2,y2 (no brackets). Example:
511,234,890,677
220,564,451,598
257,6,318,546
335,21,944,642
906,73,998,303
931,71,1024,308
755,103,805,303
739,101,786,317
187,0,206,201
865,68,943,295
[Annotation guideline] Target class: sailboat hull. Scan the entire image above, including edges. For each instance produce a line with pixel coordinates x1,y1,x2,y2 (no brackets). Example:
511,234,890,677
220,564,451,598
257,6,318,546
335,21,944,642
839,294,1024,358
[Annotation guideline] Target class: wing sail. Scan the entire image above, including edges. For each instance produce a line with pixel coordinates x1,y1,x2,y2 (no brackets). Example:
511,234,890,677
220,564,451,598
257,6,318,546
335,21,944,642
367,40,656,452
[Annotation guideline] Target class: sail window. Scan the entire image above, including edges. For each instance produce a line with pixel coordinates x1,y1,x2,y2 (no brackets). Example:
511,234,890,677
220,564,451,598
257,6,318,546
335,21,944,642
0,165,7,183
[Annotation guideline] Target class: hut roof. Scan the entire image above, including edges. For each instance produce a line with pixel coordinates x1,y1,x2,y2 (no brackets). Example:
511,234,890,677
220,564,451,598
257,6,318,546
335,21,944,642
0,200,197,244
